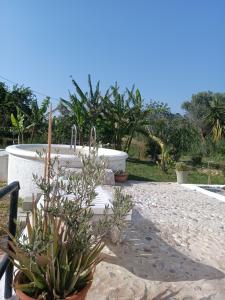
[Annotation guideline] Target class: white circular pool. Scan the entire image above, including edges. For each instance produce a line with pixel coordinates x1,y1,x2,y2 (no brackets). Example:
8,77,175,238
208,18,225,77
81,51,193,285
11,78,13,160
6,144,128,199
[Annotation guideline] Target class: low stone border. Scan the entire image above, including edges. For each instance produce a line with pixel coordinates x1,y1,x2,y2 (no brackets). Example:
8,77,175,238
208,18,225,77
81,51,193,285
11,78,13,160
182,183,225,203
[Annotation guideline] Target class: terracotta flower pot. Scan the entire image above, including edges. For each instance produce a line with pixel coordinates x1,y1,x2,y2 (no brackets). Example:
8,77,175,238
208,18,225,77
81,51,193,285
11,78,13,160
14,271,92,300
114,173,128,183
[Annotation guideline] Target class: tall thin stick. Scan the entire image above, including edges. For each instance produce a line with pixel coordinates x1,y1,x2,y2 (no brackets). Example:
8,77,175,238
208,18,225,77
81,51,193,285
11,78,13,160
47,102,52,182
44,151,47,180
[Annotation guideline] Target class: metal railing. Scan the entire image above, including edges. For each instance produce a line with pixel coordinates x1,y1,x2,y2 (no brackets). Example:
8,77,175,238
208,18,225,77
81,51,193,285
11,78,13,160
0,181,20,299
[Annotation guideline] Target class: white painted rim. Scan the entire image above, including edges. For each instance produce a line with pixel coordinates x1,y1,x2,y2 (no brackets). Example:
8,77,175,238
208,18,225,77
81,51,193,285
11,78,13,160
6,144,128,161
182,184,225,203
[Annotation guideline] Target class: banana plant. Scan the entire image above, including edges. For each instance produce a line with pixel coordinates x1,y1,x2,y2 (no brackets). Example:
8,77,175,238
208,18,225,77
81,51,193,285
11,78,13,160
59,75,106,146
27,97,50,143
102,83,130,150
124,88,151,152
11,107,25,144
60,78,90,145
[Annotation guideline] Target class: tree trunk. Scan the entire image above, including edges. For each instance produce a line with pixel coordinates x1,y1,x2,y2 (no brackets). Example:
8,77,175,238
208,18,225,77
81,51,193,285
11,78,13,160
79,129,84,146
126,130,135,153
30,126,35,143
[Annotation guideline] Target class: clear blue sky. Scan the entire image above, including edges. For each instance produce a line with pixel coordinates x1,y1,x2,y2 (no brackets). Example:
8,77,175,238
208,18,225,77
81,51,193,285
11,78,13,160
1,0,225,113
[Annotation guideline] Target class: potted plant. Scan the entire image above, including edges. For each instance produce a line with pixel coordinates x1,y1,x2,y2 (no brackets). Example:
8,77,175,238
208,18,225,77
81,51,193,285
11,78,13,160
0,152,133,299
175,162,189,184
114,170,128,183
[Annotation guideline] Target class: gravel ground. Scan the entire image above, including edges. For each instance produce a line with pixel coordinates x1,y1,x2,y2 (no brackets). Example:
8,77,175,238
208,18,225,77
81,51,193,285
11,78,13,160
97,181,225,299
1,181,225,299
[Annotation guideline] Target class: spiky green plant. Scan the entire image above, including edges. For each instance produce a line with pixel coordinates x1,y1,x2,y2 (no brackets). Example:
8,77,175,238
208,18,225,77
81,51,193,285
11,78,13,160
0,150,133,299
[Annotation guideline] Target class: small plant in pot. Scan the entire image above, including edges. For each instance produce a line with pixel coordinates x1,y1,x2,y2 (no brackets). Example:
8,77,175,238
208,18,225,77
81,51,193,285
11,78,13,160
0,151,133,300
114,170,128,183
175,162,190,184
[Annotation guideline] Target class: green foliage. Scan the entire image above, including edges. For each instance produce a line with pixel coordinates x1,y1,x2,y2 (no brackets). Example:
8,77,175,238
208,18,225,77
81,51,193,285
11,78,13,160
59,75,101,145
110,188,133,230
0,151,133,299
103,83,130,150
127,158,225,184
146,130,174,173
0,82,50,144
147,104,200,164
27,97,50,143
182,91,225,142
123,88,151,152
0,84,34,131
10,107,25,143
52,116,71,144
219,163,225,177
191,153,203,166
205,96,225,142
146,137,161,162
59,77,151,150
175,162,190,172
2,78,225,171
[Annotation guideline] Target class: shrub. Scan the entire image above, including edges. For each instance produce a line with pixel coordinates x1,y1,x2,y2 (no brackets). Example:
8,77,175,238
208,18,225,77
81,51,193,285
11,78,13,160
175,162,190,172
219,163,225,176
191,153,203,166
0,150,133,299
146,137,161,163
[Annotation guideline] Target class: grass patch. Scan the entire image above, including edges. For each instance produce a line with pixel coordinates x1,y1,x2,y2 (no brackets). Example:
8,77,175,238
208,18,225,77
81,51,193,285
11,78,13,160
0,182,8,238
0,182,23,239
127,158,225,184
127,159,176,181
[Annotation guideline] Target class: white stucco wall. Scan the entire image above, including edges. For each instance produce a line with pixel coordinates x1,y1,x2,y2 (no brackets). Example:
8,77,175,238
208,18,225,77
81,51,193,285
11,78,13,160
0,150,8,181
7,153,45,200
6,144,128,200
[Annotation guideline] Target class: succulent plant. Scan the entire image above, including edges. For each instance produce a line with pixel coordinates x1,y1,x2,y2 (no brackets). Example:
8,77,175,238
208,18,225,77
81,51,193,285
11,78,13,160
0,150,133,299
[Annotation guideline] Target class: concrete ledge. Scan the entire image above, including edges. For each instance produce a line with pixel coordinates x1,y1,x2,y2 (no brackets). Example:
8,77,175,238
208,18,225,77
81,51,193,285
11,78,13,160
23,185,132,221
182,184,225,203
62,167,115,186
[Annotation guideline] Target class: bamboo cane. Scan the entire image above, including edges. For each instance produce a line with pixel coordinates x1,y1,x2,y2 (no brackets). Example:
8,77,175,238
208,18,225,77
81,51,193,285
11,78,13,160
47,102,52,182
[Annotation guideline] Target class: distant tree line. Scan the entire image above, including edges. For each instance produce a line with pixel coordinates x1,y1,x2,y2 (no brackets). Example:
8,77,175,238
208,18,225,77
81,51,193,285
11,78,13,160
1,76,225,171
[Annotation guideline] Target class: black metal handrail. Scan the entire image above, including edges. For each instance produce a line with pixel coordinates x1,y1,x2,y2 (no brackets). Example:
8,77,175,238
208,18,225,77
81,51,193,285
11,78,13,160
0,181,20,299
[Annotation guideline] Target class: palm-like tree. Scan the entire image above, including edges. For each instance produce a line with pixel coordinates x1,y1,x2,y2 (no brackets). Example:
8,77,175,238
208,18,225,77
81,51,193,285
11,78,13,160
86,75,103,125
102,84,130,150
59,75,112,146
124,88,151,152
10,107,25,144
205,96,225,142
59,78,89,145
60,96,88,145
27,97,50,142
